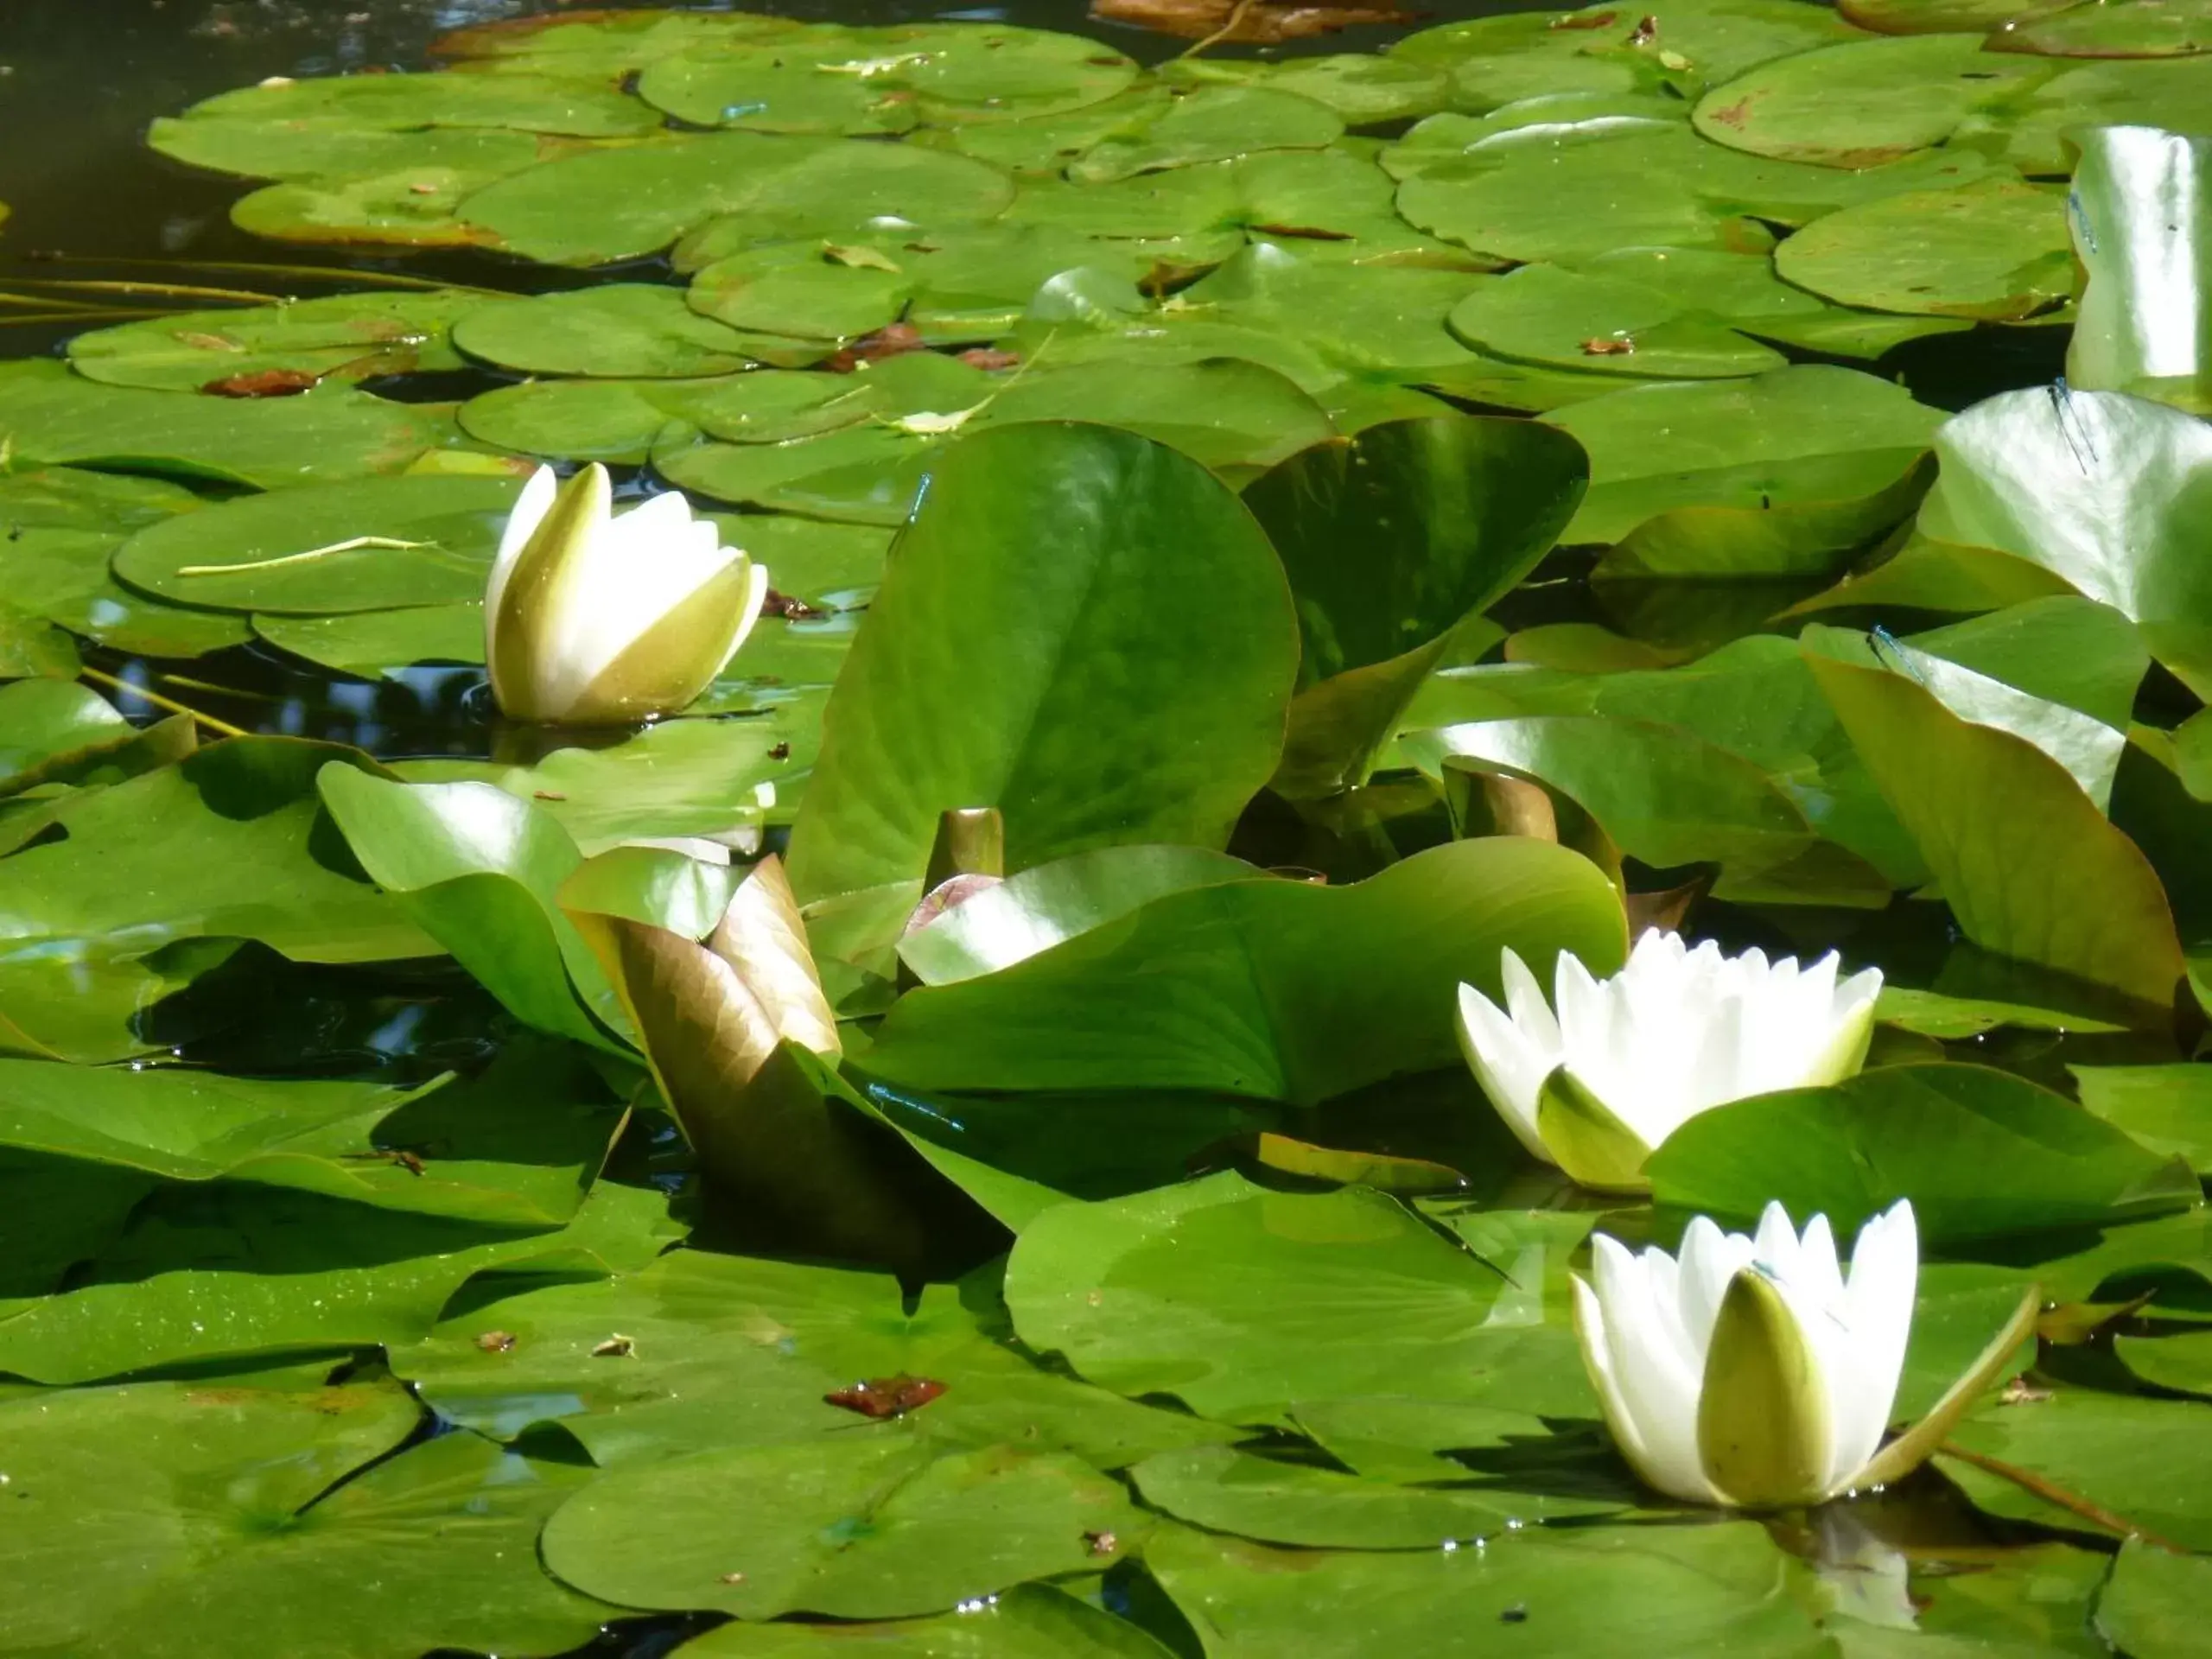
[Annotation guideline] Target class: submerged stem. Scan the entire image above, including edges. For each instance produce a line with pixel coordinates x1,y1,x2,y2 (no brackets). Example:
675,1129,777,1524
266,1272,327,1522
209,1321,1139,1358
175,535,434,577
79,666,248,739
1938,1441,2183,1553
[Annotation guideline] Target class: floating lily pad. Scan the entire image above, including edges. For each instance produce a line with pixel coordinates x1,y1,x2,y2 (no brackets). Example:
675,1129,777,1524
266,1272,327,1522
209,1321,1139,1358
1165,54,1451,124
1773,177,2071,320
147,118,550,182
1542,365,1944,547
69,289,485,391
113,474,518,614
637,23,1139,134
1392,117,2003,265
253,604,486,677
1066,86,1343,184
2096,1538,2212,1659
1941,1387,2212,1550
453,283,761,377
0,360,441,487
457,131,1015,267
431,8,810,73
1391,0,1867,110
544,1436,1135,1619
1447,262,1788,379
1578,245,1970,358
178,68,664,137
1989,0,2212,57
674,1586,1179,1657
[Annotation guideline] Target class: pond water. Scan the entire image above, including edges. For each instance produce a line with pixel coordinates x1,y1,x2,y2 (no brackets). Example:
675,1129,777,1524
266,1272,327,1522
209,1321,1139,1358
3,0,2210,1656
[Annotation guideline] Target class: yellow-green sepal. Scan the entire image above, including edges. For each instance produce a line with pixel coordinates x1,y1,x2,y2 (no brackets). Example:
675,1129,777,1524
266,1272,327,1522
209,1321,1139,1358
1697,1267,1832,1510
1854,1285,2041,1491
492,462,611,721
569,553,760,725
1535,1065,1653,1194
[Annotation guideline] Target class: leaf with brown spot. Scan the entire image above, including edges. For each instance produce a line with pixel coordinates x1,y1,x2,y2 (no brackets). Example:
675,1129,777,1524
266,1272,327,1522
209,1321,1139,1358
957,347,1021,372
201,368,322,398
823,1375,949,1419
826,322,925,372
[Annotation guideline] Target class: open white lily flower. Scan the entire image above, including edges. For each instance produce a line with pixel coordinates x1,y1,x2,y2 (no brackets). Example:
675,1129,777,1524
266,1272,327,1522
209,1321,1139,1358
486,465,769,725
1456,931,1882,1192
1573,1201,2035,1510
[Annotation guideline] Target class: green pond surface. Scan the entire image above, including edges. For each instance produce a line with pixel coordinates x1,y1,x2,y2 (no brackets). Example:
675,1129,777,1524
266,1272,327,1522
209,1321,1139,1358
3,0,2212,1654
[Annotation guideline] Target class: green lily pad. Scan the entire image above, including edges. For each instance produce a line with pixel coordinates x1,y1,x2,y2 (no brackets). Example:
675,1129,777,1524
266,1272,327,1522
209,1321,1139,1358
543,1436,1135,1618
675,1585,1179,1657
1992,0,2212,56
1542,364,1943,548
453,283,761,377
1392,118,2003,265
1006,1172,1537,1424
431,8,810,73
181,68,663,136
457,131,1015,267
253,603,486,677
1916,386,2212,696
0,360,441,487
68,289,486,391
637,22,1138,134
0,740,434,1064
784,422,1300,916
1647,1062,2198,1245
2073,1064,2212,1175
1448,262,1789,379
1941,1386,2212,1550
1808,651,2187,1014
0,1170,677,1382
146,118,550,182
1774,177,2071,320
1164,54,1450,124
2095,1538,2212,1659
0,1382,613,1659
316,765,625,1052
1391,0,1868,109
1065,86,1343,185
0,466,251,659
1146,1516,1822,1657
2067,125,2212,414
864,837,1626,1104
391,1246,1231,1468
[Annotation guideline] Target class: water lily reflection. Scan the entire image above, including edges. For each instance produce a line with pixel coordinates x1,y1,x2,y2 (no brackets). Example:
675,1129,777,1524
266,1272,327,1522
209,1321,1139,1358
1455,931,1882,1192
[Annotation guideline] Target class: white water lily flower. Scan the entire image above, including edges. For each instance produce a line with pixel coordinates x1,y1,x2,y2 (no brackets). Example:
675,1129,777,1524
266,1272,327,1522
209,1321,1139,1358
1455,930,1882,1192
1573,1201,2034,1510
486,465,769,725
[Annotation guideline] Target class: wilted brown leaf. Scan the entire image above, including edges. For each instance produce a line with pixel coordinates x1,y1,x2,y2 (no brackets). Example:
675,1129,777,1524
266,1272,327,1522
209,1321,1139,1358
200,368,321,397
826,321,925,372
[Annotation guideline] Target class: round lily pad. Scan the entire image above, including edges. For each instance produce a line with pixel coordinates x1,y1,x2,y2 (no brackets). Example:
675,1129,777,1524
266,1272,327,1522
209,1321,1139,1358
1986,0,2212,57
1692,34,2051,167
1446,262,1788,378
1063,86,1344,186
178,69,664,137
456,131,1014,267
1165,54,1451,124
112,474,519,615
1988,56,2212,175
253,604,487,677
430,8,810,73
686,244,914,341
451,284,760,378
69,291,486,391
637,23,1137,133
1774,177,2071,319
147,118,547,183
1391,118,2003,264
1576,245,1970,358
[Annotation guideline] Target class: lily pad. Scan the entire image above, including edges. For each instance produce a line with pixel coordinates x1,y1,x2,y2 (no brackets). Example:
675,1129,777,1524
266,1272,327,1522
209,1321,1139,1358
863,837,1627,1104
2067,125,2212,414
784,421,1300,913
457,131,1015,267
1646,1062,2198,1245
1774,177,2071,320
1542,364,1943,548
1941,1387,2212,1550
0,359,441,487
675,1585,1180,1656
180,68,664,136
68,289,486,391
1448,262,1789,379
545,1434,1132,1619
2096,1538,2212,1659
113,474,517,615
253,603,486,677
1992,0,2212,56
146,118,550,183
453,283,761,378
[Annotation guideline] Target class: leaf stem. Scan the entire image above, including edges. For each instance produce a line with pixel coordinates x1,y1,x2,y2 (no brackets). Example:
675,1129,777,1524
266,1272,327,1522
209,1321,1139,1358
79,666,248,739
1180,0,1263,59
175,535,434,577
1938,1440,2184,1552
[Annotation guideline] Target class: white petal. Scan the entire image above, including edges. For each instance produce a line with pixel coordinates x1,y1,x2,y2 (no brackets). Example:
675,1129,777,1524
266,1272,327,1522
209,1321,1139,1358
718,558,772,673
1455,982,1554,1160
1580,1240,1716,1503
1676,1214,1757,1357
1834,1200,1919,1483
486,464,557,626
543,490,742,707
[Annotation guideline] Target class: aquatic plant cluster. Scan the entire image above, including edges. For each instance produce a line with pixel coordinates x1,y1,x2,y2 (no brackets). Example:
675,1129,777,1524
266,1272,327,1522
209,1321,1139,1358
3,0,2212,1652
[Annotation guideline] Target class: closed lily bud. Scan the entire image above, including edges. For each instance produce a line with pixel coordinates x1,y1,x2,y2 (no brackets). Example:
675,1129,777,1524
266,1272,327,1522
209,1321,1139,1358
1455,930,1882,1192
1573,1201,2036,1510
485,465,769,726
